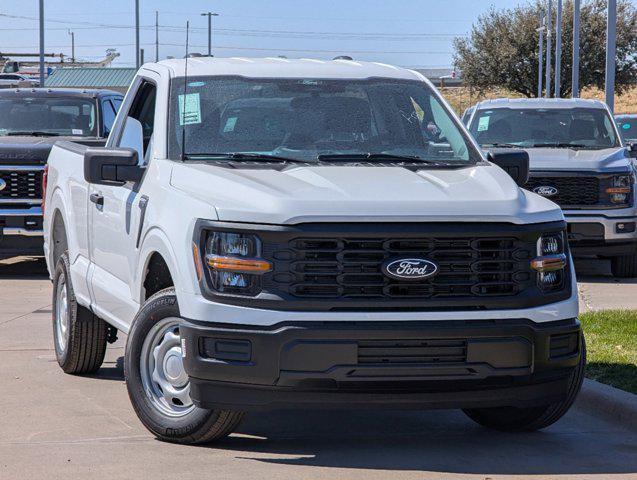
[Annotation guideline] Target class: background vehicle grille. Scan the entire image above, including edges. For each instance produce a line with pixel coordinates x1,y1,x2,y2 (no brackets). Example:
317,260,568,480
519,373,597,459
0,171,43,199
525,176,599,207
265,235,535,300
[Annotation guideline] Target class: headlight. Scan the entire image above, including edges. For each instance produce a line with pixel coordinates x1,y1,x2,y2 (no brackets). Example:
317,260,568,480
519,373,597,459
605,174,633,205
197,231,272,296
531,232,567,292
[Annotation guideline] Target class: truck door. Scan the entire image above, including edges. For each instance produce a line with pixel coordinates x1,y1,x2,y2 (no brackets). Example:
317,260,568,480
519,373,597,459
88,79,157,325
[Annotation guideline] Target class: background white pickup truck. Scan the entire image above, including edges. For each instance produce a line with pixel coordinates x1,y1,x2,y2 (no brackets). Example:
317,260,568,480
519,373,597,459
44,57,583,445
467,98,637,277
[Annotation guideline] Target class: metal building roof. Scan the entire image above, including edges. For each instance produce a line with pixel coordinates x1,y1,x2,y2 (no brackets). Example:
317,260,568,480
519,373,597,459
45,67,136,88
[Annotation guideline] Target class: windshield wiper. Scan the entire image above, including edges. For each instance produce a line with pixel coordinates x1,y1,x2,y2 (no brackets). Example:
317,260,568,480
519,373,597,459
528,143,589,149
4,131,61,137
184,152,311,163
316,153,461,165
481,142,521,148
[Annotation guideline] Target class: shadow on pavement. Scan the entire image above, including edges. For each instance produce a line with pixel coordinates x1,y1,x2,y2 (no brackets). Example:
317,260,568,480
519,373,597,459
204,409,637,475
0,256,48,279
90,356,125,382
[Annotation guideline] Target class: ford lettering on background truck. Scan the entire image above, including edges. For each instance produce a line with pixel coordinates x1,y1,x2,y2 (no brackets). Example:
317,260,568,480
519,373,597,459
44,58,584,445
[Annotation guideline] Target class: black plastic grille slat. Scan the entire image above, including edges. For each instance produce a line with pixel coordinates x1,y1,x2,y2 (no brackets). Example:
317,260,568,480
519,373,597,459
358,339,467,364
268,235,535,300
525,176,599,206
0,171,42,199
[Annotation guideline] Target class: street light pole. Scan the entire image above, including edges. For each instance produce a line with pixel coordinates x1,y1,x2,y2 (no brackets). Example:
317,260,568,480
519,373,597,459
545,0,553,98
605,0,617,112
68,30,75,63
554,0,562,97
155,11,159,62
538,10,545,98
38,0,45,86
200,12,219,57
572,0,581,98
135,0,140,68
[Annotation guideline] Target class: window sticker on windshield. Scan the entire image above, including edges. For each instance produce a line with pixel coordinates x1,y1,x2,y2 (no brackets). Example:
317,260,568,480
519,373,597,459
477,116,490,132
188,81,205,88
223,117,238,132
178,93,202,125
72,129,83,135
623,123,632,130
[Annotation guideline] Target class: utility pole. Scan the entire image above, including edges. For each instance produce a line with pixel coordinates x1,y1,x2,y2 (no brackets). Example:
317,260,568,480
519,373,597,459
605,0,617,112
135,0,140,68
554,0,562,97
200,12,219,56
155,11,159,62
572,0,581,97
538,10,545,98
68,30,75,63
545,0,553,98
38,0,45,86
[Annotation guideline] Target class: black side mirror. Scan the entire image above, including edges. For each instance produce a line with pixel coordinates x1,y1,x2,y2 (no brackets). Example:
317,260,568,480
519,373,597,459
627,142,637,159
487,149,530,187
84,147,143,186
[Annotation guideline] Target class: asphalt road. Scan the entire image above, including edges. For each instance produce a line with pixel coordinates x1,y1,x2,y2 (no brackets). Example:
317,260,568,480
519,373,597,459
0,257,636,480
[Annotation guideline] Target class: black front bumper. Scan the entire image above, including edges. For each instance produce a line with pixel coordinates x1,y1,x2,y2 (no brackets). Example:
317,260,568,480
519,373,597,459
181,318,582,411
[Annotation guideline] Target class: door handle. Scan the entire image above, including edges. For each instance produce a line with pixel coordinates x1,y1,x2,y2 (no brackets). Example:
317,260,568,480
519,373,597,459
90,193,104,207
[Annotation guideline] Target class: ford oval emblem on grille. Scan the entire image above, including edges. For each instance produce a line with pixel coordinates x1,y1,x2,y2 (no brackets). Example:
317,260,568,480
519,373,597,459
0,179,5,192
382,258,439,281
533,185,558,197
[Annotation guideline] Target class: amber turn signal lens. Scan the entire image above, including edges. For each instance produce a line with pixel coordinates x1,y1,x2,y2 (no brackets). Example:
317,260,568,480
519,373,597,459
192,242,204,281
606,187,631,194
206,255,272,274
531,254,567,272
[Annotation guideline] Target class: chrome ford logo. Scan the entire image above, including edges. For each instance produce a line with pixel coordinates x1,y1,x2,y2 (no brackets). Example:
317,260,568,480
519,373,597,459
0,179,5,192
533,185,558,197
382,258,439,281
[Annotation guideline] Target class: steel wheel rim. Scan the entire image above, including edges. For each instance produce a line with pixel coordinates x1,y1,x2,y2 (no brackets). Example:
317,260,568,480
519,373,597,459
139,317,195,417
55,273,69,353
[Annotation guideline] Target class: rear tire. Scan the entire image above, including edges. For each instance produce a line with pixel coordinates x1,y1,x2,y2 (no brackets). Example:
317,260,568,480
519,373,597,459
610,254,637,278
125,287,245,444
463,335,586,432
52,252,108,374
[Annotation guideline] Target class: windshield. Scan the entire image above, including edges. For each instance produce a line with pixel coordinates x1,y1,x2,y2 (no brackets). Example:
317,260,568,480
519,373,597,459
168,77,478,163
0,97,97,137
470,107,619,150
617,117,637,143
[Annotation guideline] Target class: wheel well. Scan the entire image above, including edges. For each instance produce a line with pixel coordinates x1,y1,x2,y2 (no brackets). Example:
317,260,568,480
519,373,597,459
143,253,174,300
51,210,68,266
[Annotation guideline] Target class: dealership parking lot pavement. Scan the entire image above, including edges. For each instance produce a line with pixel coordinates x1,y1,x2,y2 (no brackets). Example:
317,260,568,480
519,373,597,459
1,257,636,480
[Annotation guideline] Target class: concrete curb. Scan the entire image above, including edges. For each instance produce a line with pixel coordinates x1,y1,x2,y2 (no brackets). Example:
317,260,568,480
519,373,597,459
576,379,637,431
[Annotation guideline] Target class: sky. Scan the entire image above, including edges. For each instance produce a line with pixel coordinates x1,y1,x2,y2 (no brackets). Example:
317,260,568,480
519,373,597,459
0,0,634,69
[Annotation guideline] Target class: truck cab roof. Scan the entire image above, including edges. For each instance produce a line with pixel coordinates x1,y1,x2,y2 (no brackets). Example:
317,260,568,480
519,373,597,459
152,57,426,82
473,97,608,110
0,88,122,99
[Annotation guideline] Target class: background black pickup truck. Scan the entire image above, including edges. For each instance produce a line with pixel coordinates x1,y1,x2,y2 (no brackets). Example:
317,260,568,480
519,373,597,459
0,88,123,260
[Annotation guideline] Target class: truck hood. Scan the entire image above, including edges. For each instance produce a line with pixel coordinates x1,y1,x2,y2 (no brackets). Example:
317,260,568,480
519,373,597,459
170,162,562,225
0,136,105,165
526,147,630,172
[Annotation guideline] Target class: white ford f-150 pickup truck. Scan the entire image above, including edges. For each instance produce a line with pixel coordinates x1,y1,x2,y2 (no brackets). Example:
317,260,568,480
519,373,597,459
467,98,637,277
44,58,583,444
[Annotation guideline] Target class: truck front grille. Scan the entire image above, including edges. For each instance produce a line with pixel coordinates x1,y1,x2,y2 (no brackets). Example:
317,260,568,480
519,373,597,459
0,170,43,200
271,236,533,300
525,175,599,207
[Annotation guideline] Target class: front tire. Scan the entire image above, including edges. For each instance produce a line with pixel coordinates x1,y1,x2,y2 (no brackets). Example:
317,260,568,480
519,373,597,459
610,254,637,278
463,335,586,432
52,252,108,374
124,287,244,444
